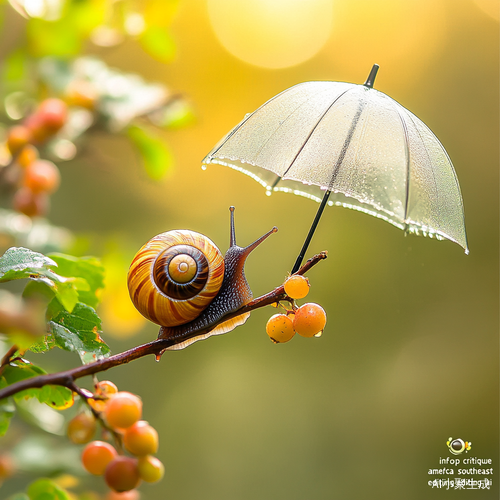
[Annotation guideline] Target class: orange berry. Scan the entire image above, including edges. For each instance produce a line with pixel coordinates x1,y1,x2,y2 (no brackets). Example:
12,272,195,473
89,380,118,412
0,454,15,479
266,314,295,344
24,112,51,143
6,125,32,155
284,275,310,299
97,380,118,395
106,490,140,500
12,187,49,217
16,144,39,168
104,391,142,429
24,98,68,143
105,456,141,492
293,303,327,338
37,98,68,132
67,412,96,444
23,159,60,193
82,441,117,475
138,455,164,483
123,421,158,456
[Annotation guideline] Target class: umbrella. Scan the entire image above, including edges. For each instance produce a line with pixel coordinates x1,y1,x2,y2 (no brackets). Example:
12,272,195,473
202,65,468,272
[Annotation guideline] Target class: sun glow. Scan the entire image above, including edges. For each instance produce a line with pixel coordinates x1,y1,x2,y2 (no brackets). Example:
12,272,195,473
207,0,333,69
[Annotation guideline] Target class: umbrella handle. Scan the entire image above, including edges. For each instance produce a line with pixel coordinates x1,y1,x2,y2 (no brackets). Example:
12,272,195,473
291,64,379,274
291,190,331,274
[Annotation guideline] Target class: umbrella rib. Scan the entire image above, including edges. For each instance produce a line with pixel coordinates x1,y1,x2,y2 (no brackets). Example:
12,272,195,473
206,113,256,161
205,83,313,161
394,104,412,228
327,96,367,188
400,108,468,252
279,87,354,182
399,108,441,223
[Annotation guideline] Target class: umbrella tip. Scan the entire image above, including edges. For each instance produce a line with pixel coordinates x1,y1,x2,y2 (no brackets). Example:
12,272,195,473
364,64,380,88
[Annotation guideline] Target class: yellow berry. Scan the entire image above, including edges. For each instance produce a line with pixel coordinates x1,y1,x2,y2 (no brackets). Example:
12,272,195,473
284,275,310,299
293,303,327,338
6,125,32,155
138,455,164,483
266,314,295,343
67,412,96,444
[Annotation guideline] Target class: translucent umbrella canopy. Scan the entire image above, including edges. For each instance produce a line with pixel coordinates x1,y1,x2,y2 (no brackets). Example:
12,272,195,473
202,66,468,258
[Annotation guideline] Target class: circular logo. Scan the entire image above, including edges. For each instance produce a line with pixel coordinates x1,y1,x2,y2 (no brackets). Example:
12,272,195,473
447,437,471,455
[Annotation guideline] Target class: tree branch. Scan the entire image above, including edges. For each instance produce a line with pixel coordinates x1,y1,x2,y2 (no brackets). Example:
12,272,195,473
0,252,327,401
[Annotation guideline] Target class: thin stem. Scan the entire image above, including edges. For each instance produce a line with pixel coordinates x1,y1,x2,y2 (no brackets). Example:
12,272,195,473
1,345,18,368
0,252,327,401
75,386,124,452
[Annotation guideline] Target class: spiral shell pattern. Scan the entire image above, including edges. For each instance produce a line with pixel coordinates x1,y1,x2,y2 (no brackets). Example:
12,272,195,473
127,230,225,327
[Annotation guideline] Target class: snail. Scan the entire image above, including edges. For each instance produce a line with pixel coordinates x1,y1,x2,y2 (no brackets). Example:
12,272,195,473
127,207,277,350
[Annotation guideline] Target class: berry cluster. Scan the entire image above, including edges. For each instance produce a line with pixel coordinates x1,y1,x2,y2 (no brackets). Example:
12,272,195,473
67,380,164,494
266,275,327,343
5,98,67,217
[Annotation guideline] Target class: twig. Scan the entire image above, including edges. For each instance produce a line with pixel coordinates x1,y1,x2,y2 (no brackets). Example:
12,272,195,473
0,345,18,376
0,252,327,401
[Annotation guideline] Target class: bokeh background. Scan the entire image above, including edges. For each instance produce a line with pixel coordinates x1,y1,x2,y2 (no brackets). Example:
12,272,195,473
0,0,498,498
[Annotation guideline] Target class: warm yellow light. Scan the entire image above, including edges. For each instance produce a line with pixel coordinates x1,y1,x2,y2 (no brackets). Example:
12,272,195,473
207,0,333,69
472,0,500,21
326,0,449,84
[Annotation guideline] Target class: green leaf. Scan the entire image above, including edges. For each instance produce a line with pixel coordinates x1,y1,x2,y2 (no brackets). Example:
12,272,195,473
7,494,30,500
47,253,104,308
12,434,82,475
27,334,56,354
0,247,83,313
2,48,29,83
16,397,66,434
0,247,57,281
139,25,176,63
149,99,196,130
27,19,82,59
0,378,15,437
23,280,56,303
51,280,79,312
127,124,174,180
2,360,46,385
1,361,73,409
38,385,74,410
27,478,71,500
48,301,110,364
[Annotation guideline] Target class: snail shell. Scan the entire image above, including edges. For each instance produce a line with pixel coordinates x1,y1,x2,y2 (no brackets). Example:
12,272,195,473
127,230,225,327
127,207,277,350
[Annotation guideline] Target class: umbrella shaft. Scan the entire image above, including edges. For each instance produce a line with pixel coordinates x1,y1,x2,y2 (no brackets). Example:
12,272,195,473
291,190,331,274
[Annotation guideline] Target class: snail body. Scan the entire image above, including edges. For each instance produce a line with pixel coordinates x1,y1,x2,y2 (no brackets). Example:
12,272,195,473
127,207,277,350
